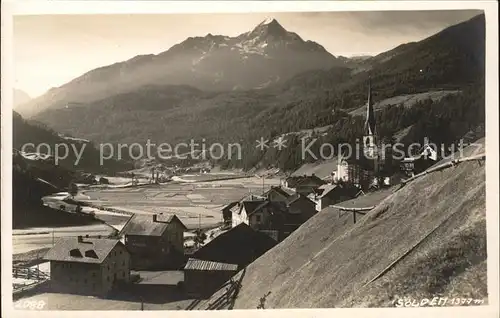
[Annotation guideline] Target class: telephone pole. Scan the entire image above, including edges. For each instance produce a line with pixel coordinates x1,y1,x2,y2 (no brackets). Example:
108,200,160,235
262,175,265,195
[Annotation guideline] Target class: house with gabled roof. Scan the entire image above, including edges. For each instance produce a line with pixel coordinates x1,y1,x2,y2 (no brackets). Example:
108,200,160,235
221,201,239,226
231,200,265,229
263,186,296,202
231,196,316,241
284,193,316,218
285,174,325,196
193,223,278,268
400,142,440,177
309,183,359,211
119,213,187,270
44,236,130,296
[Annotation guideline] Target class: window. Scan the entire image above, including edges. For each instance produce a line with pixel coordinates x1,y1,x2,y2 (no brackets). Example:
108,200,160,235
256,215,262,223
107,276,110,282
84,279,87,284
122,261,125,266
122,272,125,278
85,250,98,259
69,249,83,257
92,272,96,277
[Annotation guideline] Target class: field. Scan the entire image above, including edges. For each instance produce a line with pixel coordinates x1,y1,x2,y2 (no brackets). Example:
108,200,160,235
13,175,281,256
80,175,281,229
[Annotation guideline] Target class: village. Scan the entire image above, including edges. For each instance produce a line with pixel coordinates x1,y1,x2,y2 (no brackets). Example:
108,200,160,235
11,81,473,310
6,8,492,313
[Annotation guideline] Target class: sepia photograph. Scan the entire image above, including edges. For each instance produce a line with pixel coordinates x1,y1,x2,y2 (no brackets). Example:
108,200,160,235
1,1,498,316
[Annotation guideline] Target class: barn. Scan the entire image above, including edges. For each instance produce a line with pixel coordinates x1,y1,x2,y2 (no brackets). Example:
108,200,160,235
183,258,238,297
193,223,277,268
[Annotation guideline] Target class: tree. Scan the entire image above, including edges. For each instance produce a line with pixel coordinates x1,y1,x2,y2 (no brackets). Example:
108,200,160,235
194,229,207,248
68,182,78,198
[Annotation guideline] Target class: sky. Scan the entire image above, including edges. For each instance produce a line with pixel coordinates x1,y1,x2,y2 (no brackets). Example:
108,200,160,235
13,10,482,98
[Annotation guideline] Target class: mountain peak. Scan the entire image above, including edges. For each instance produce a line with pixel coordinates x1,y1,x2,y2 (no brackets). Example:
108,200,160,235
258,17,279,27
250,17,287,38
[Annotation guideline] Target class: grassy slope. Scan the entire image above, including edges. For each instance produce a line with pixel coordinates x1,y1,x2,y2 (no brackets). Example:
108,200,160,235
197,141,486,309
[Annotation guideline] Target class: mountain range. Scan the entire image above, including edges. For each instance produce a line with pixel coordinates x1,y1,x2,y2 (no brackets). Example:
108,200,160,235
14,89,31,107
15,14,485,172
16,18,345,117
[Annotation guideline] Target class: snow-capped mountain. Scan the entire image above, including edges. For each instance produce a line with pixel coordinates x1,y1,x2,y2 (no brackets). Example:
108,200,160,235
164,18,331,63
20,18,342,116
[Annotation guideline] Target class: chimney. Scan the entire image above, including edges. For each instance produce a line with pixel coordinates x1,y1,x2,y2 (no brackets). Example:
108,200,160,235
77,235,83,243
153,214,158,222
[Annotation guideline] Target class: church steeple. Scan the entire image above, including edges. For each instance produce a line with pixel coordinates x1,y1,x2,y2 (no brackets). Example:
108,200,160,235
363,78,377,160
365,78,376,136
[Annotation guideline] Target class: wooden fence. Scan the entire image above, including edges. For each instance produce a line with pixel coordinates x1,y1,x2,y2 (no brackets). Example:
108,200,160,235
12,265,50,295
13,266,49,280
188,268,246,310
401,154,485,187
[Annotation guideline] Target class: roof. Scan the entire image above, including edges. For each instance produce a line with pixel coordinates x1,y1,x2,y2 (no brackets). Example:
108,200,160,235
184,258,238,271
402,153,437,163
402,157,419,162
222,201,239,212
316,184,338,198
120,213,187,237
285,176,304,187
291,158,339,179
241,200,266,215
281,187,296,196
264,186,294,198
402,144,439,163
44,237,122,264
239,194,266,202
285,193,314,205
247,200,288,217
294,175,324,187
192,223,278,267
325,187,396,210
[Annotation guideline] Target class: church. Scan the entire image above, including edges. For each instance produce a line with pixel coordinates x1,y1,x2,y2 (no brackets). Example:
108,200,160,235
335,79,385,189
